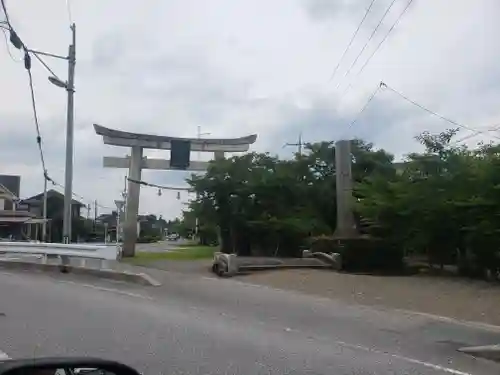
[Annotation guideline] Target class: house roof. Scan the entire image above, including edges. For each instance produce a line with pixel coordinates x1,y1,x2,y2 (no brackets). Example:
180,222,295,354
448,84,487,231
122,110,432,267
21,189,85,206
0,210,37,218
0,183,18,200
0,216,48,223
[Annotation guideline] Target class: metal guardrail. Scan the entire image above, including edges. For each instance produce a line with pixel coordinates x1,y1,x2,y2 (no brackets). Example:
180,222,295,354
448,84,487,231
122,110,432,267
0,241,122,268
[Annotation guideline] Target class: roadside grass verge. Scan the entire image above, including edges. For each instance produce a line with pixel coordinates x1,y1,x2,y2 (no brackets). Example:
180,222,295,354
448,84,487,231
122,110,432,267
123,245,217,264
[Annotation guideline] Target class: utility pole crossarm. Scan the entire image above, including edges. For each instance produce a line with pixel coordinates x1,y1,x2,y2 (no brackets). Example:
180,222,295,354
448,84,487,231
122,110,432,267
283,132,304,155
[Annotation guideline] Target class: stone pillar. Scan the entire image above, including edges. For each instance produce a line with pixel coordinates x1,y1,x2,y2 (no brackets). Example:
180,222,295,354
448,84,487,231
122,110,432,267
114,200,125,242
333,140,357,238
123,146,143,257
213,150,229,251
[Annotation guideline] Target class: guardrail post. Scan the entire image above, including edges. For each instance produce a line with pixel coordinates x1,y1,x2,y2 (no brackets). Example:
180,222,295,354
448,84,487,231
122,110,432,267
61,255,70,267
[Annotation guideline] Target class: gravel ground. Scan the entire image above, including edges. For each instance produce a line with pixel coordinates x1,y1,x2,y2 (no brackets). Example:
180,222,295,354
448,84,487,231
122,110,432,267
118,256,500,327
238,269,500,326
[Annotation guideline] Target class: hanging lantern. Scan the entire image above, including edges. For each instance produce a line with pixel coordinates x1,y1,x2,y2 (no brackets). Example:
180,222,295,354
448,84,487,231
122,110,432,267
177,192,181,200
158,188,162,196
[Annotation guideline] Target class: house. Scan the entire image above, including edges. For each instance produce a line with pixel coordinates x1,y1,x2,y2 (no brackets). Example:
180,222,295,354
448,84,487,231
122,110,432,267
95,212,118,241
20,189,85,242
96,212,117,227
0,174,20,211
21,189,84,219
0,175,46,240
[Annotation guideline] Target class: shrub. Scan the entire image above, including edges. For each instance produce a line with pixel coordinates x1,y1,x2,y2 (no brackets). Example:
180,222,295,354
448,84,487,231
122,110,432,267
137,235,161,243
310,235,404,273
335,237,405,273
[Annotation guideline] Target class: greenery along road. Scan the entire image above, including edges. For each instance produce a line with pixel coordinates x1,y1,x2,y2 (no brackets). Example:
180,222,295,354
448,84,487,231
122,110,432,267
172,128,500,279
124,245,216,265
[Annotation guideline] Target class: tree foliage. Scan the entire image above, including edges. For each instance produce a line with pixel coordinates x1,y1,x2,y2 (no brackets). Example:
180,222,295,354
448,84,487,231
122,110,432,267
185,140,393,257
355,129,500,278
181,130,500,279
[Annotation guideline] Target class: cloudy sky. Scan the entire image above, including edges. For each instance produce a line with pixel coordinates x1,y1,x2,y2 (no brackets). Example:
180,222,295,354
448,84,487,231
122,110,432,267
1,0,498,220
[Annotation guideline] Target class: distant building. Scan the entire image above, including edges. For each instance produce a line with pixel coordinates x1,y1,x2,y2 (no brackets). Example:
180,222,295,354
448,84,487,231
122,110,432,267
21,189,84,219
19,189,85,242
0,175,45,240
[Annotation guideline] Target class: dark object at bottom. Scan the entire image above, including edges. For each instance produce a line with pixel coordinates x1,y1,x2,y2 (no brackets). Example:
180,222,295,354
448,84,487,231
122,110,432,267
0,357,141,375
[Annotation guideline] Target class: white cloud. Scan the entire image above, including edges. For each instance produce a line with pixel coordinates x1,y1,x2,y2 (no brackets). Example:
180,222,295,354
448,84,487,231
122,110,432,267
1,0,499,219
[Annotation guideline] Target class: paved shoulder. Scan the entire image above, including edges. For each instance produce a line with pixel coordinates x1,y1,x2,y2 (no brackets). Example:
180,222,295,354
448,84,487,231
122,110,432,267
0,270,498,375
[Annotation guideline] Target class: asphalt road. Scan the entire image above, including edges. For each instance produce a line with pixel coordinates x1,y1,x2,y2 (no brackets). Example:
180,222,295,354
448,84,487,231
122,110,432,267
0,270,499,375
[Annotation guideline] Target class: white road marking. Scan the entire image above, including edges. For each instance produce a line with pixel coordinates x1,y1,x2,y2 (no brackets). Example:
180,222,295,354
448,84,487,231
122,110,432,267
56,280,154,300
394,308,500,332
331,340,472,375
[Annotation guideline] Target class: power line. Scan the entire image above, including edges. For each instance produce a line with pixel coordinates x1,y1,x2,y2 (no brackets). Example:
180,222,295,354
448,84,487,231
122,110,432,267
329,0,378,82
49,178,112,210
1,1,65,81
65,0,73,26
349,81,385,128
1,0,77,203
25,52,49,177
1,0,12,26
337,0,415,103
341,0,398,83
382,82,500,140
128,178,193,192
356,0,415,78
452,124,500,145
1,1,55,192
0,25,19,62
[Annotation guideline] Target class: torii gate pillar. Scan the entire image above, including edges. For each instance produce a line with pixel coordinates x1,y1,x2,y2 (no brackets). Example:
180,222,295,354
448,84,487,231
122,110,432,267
124,146,143,255
94,124,257,257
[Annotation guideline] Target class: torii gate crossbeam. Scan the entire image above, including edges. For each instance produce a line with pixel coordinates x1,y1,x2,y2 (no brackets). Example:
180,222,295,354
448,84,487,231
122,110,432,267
93,124,257,257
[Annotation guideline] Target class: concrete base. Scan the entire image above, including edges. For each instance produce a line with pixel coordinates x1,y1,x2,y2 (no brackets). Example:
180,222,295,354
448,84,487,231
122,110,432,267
0,259,160,286
312,252,342,271
212,252,238,277
458,345,500,362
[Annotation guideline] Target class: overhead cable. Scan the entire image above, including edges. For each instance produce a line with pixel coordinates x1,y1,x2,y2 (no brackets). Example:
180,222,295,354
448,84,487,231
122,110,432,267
341,0,398,83
349,81,385,128
382,82,500,140
329,0,378,82
128,178,193,192
355,0,415,78
337,0,415,102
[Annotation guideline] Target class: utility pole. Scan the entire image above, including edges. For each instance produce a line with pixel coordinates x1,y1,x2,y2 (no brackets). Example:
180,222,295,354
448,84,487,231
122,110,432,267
197,126,211,161
283,132,304,156
333,140,357,238
3,16,76,243
62,23,76,244
42,175,48,242
122,174,128,222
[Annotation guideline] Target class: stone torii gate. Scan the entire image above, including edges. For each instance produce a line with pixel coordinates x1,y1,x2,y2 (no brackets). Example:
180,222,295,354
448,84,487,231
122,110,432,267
93,124,257,256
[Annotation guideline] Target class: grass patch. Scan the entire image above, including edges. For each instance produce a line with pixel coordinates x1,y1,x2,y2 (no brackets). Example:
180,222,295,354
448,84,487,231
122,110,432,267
123,246,217,263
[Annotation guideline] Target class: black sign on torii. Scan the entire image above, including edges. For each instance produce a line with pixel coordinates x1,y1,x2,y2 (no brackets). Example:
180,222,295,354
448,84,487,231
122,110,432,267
169,139,191,170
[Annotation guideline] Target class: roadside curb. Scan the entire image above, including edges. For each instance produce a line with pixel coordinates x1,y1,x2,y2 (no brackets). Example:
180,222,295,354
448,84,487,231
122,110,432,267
0,260,161,287
458,345,500,362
